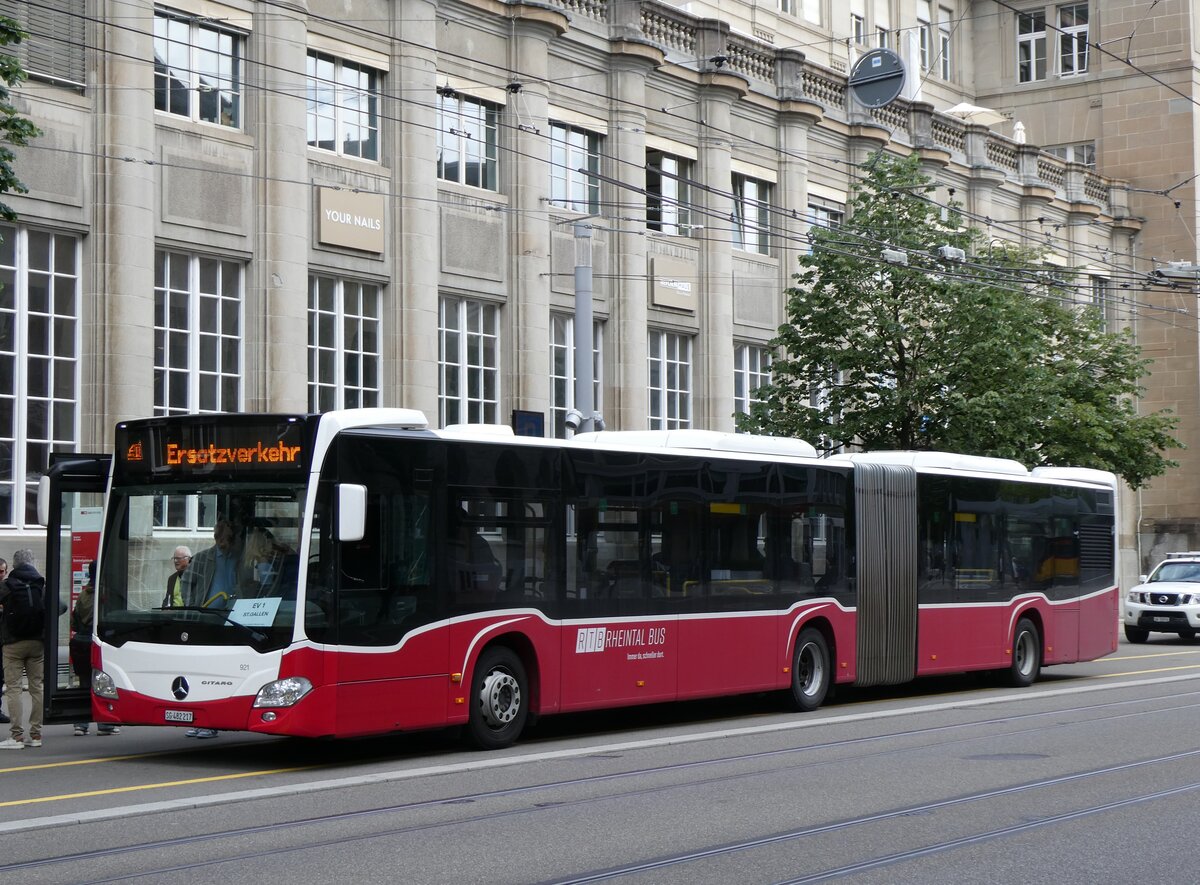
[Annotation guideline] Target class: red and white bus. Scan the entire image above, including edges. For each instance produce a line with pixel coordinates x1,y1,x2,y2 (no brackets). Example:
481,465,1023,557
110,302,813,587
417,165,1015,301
40,409,1119,748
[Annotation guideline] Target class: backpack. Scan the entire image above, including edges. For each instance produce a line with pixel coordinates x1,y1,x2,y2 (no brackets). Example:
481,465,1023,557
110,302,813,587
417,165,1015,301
5,580,45,640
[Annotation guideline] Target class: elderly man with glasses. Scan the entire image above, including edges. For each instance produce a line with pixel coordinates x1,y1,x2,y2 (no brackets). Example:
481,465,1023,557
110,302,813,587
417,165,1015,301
163,547,192,608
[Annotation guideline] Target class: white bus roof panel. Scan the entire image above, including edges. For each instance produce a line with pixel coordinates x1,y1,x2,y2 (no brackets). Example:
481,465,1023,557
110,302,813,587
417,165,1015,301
570,430,818,459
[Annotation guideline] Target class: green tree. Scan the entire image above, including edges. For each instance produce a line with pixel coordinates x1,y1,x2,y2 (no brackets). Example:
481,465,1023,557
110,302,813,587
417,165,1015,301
0,16,39,221
738,153,1180,489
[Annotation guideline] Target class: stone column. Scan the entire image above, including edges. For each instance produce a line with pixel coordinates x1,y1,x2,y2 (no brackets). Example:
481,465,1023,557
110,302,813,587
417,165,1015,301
91,0,158,430
776,50,824,289
393,0,441,420
506,8,568,416
607,40,663,431
696,72,746,431
253,0,310,411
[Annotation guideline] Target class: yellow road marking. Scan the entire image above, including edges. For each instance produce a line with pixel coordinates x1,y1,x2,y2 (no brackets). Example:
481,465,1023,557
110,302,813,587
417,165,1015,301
1087,663,1200,678
0,765,319,808
0,750,188,775
1108,650,1200,661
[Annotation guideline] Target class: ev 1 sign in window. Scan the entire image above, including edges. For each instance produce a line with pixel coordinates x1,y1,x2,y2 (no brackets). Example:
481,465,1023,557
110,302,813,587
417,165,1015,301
318,187,385,252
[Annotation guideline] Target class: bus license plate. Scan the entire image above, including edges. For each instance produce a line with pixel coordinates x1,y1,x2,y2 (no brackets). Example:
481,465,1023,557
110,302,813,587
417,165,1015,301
164,710,194,723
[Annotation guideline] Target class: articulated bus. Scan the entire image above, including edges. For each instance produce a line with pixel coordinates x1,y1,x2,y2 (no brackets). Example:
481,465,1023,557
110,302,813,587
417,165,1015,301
37,410,1118,748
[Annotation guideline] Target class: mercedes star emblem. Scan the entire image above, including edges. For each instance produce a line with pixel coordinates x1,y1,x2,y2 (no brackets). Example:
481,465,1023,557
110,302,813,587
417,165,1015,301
172,676,190,700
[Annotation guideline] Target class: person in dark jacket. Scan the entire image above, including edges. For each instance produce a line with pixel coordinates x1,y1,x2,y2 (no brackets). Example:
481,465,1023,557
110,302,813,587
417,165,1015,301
70,562,118,736
0,550,50,748
0,557,7,725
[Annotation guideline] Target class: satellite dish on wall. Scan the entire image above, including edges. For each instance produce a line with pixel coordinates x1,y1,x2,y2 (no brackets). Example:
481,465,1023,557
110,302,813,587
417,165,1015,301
847,48,906,109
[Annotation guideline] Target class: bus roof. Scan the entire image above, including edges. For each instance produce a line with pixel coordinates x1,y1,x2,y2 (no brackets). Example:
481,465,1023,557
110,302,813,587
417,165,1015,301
829,451,1116,488
569,429,819,459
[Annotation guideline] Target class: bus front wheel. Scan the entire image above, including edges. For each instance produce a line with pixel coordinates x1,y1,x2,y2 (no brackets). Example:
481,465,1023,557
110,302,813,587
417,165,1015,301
467,646,529,750
790,627,831,712
1007,618,1042,687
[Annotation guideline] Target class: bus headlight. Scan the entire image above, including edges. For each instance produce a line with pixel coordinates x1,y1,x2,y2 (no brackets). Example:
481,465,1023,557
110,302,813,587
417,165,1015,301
253,676,313,708
92,670,118,700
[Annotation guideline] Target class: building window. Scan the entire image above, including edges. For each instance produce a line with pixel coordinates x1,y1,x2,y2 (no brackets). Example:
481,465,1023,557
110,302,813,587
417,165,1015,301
875,0,891,48
153,9,242,127
1059,4,1089,77
851,12,867,45
306,52,381,161
732,173,772,255
647,150,694,236
1090,275,1111,330
437,90,499,191
1046,142,1096,166
154,251,242,415
549,123,601,213
0,0,86,86
734,344,772,420
0,226,79,527
802,0,821,25
308,276,381,412
648,330,692,430
807,196,845,253
550,314,604,439
1017,11,1047,82
778,0,796,16
439,295,499,426
938,7,953,79
917,1,932,71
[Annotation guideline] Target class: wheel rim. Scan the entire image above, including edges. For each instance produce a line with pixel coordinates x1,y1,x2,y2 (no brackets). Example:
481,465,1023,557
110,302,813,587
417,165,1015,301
797,640,825,698
479,669,521,728
1015,631,1035,676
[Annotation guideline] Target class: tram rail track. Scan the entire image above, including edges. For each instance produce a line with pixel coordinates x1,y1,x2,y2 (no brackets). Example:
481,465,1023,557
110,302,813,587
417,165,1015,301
3,688,1200,882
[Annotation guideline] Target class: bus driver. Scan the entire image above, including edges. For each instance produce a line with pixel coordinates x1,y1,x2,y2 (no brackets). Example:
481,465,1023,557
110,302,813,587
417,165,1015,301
182,519,241,608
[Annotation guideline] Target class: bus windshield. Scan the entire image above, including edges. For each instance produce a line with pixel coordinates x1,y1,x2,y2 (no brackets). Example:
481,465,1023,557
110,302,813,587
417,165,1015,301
96,483,306,653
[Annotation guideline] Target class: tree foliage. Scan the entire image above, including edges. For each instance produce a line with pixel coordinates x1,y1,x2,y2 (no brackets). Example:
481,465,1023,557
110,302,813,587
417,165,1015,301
0,16,39,221
737,153,1180,488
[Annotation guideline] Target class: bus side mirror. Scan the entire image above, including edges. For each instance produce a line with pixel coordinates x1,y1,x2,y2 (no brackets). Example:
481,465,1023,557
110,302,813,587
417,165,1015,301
37,475,51,527
337,484,367,543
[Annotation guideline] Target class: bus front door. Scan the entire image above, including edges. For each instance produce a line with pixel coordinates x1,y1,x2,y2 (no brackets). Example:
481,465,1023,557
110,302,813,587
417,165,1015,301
38,453,111,724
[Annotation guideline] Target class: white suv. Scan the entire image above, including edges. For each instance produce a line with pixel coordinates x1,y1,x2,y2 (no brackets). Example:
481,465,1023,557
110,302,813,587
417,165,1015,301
1124,552,1200,642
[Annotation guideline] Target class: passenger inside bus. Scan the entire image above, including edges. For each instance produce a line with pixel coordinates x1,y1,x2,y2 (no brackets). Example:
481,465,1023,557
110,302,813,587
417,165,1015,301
449,507,501,605
181,518,243,608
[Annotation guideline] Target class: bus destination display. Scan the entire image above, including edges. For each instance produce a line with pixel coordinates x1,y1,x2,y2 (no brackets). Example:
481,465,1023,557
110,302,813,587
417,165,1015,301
115,416,309,478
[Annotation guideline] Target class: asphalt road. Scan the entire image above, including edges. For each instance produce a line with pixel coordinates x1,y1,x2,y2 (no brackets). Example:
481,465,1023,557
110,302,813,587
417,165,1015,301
2,631,1199,884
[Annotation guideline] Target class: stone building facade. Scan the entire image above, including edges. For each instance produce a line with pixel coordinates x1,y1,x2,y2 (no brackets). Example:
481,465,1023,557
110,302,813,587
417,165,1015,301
3,0,1146,577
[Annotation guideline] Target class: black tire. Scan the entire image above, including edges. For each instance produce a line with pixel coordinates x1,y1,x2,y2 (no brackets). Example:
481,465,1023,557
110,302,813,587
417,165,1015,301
1179,629,1196,640
789,627,831,712
1124,625,1149,644
466,646,528,750
1007,618,1042,687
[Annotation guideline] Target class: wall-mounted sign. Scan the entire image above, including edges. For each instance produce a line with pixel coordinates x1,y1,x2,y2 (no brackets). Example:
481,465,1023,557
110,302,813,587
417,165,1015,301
651,256,697,311
318,187,385,253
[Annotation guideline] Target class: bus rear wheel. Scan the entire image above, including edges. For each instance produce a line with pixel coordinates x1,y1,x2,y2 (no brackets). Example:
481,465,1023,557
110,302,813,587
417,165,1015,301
1007,618,1042,687
790,627,831,712
466,646,528,750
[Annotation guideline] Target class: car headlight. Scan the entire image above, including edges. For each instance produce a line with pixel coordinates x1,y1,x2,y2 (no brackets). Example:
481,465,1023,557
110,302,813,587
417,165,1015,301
253,676,313,708
1127,591,1143,603
92,669,118,700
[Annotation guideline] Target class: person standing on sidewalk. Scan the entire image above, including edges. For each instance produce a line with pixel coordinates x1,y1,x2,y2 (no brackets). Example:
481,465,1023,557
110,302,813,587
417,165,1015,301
69,562,118,736
0,549,52,749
